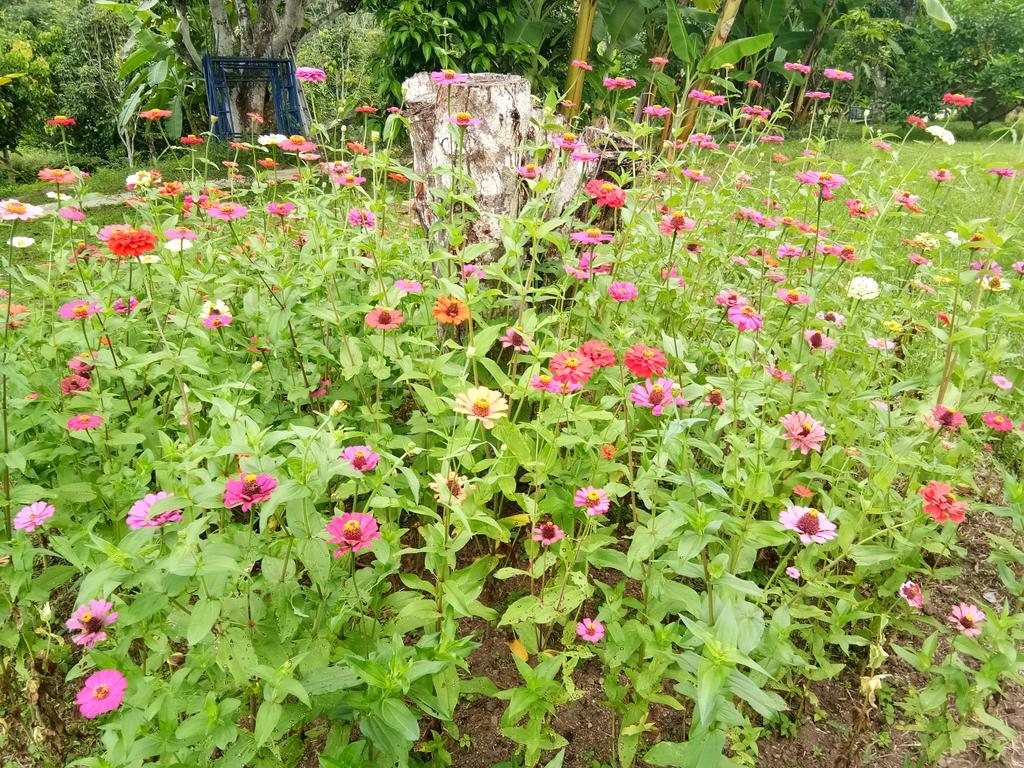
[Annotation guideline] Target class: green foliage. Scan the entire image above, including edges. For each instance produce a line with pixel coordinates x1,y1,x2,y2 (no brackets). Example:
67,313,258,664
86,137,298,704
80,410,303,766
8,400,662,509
0,20,52,154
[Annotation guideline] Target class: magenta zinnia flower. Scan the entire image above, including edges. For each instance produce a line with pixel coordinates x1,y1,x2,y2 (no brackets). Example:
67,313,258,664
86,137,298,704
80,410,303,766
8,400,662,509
500,327,531,352
202,313,233,329
59,300,102,320
341,445,380,472
630,378,687,416
326,512,381,556
778,506,838,544
532,521,565,546
66,599,118,647
608,281,638,302
347,208,376,229
779,411,825,454
804,329,837,353
13,501,55,532
223,473,277,511
76,669,127,719
574,486,610,516
295,67,327,83
431,69,469,85
206,201,248,221
982,411,1014,431
777,288,810,305
126,491,182,529
267,201,296,216
576,618,605,642
67,413,103,431
112,296,139,315
727,304,763,331
571,228,613,245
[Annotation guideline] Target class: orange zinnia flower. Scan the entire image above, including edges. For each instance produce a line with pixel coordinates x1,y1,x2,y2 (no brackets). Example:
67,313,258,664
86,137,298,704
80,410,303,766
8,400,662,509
433,295,470,325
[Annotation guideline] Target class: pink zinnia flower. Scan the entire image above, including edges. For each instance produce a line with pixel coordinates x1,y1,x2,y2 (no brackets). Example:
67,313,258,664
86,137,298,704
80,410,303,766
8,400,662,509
624,344,667,378
688,89,727,106
786,566,801,580
804,329,837,353
267,201,296,216
365,307,405,330
928,405,966,430
295,67,327,83
727,304,763,331
326,512,381,556
580,339,615,368
203,313,233,329
805,91,831,100
59,300,101,320
13,501,55,532
0,199,45,221
949,603,984,636
608,282,638,302
126,491,183,529
644,104,672,117
223,473,277,511
206,201,248,221
76,669,127,719
574,486,610,516
112,296,139,315
982,412,1014,431
431,69,469,85
715,290,746,307
603,77,636,90
929,168,953,183
341,445,381,472
500,327,531,352
571,228,613,245
823,68,853,81
630,378,687,416
784,62,811,75
58,206,86,222
779,506,838,544
576,618,605,642
449,112,481,128
518,164,540,179
777,288,810,305
66,599,118,647
779,411,825,454
943,93,973,107
900,581,924,609
992,374,1013,390
867,338,896,350
532,521,565,546
659,211,695,234
551,351,594,385
347,208,376,229
395,279,422,294
67,413,103,431
987,167,1017,179
571,59,593,71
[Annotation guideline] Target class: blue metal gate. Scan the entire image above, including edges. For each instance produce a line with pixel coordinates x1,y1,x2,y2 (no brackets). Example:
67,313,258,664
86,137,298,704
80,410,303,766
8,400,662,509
202,56,306,139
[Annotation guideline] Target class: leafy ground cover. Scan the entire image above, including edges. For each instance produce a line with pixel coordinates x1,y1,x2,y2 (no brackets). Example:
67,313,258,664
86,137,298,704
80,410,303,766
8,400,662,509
1,75,1024,768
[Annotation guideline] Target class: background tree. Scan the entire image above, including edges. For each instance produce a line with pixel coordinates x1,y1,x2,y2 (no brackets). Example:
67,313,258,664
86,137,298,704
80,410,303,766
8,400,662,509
0,19,51,166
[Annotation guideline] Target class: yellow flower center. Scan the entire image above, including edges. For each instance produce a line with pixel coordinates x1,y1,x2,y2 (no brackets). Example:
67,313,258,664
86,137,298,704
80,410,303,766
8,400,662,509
343,519,361,535
443,69,456,77
93,685,109,700
454,112,472,122
586,228,601,237
8,202,25,213
562,133,577,142
473,397,491,411
564,356,579,368
288,135,305,143
73,305,89,317
587,491,600,502
244,473,256,483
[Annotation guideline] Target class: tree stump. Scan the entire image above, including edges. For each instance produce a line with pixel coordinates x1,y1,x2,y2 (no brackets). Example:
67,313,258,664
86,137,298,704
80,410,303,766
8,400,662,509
402,72,533,252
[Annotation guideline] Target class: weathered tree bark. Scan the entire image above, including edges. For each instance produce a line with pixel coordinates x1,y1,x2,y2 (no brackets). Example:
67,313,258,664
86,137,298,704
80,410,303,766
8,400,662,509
676,0,743,141
403,72,535,252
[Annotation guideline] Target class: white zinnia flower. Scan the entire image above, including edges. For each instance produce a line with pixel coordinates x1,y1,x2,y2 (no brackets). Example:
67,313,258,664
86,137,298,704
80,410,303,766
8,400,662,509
164,238,193,253
125,170,158,189
847,275,880,301
45,191,72,201
138,254,161,264
257,133,287,146
200,299,230,319
925,125,955,146
7,237,35,248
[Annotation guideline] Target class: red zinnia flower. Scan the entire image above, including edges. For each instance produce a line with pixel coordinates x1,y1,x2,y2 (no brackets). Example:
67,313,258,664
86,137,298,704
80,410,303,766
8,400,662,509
550,351,594,385
624,344,667,378
579,339,616,368
918,480,967,524
106,227,157,258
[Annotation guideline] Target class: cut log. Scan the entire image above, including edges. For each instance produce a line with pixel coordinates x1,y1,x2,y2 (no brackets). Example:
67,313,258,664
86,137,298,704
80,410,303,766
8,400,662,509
402,72,533,252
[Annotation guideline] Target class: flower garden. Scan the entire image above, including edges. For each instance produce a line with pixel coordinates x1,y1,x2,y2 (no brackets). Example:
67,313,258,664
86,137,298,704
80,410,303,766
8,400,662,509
2,63,1024,768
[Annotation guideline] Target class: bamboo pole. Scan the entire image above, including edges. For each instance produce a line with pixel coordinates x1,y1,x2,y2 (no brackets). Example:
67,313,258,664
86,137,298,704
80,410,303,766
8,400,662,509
562,0,599,121
676,0,744,141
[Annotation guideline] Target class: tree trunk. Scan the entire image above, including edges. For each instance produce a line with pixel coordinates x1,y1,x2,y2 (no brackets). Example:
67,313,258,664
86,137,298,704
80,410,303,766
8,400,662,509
403,72,535,254
562,0,598,121
676,0,743,141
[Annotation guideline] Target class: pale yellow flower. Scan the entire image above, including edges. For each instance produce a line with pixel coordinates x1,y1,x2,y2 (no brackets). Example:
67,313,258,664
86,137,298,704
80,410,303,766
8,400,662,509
454,387,508,429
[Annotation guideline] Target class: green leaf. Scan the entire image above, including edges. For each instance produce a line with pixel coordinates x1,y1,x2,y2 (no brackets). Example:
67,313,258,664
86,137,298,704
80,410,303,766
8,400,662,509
378,698,420,742
699,33,774,72
922,0,956,31
666,0,695,63
187,598,220,644
254,700,282,747
301,665,361,695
